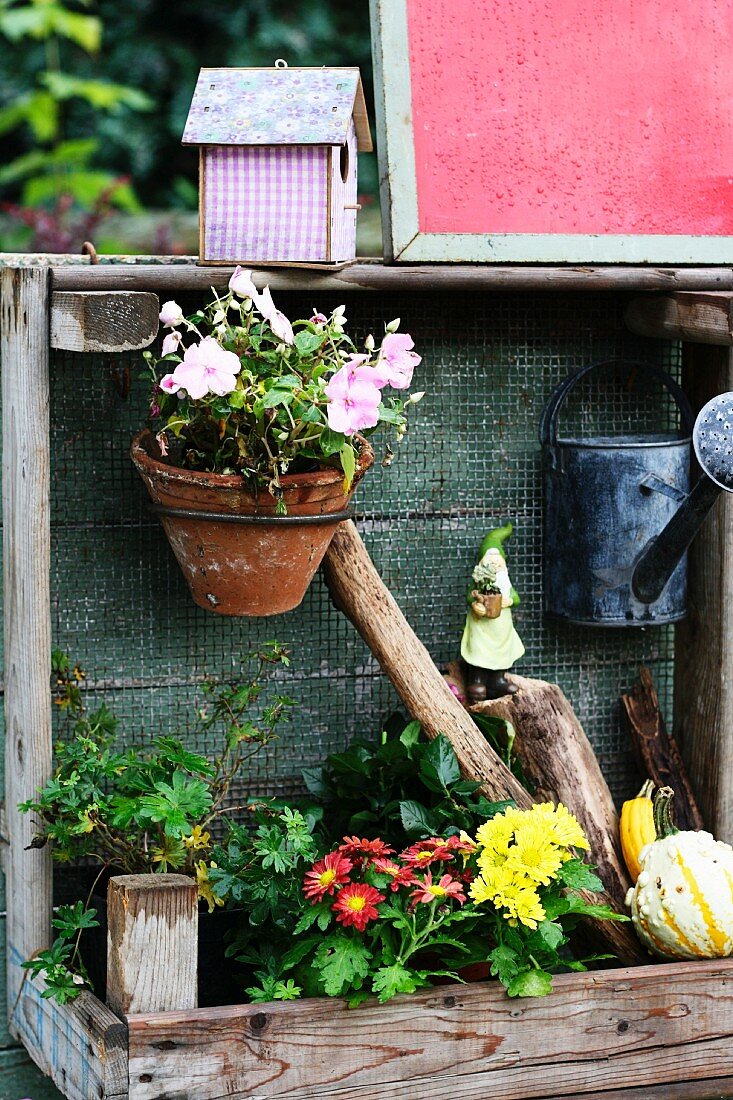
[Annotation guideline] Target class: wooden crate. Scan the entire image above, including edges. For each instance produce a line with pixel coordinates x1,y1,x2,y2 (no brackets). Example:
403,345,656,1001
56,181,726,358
4,258,733,1100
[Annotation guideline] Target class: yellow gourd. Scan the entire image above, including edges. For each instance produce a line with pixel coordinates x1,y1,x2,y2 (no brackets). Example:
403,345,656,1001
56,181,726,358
626,786,733,960
620,779,655,883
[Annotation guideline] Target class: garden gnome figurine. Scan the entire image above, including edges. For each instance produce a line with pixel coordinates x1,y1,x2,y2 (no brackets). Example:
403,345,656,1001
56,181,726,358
461,524,524,702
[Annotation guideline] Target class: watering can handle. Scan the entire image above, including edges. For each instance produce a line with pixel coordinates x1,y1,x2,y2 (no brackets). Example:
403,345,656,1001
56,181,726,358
539,360,695,449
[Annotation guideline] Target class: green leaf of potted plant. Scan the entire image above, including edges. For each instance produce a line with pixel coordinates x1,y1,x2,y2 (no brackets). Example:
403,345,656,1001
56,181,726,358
131,271,425,616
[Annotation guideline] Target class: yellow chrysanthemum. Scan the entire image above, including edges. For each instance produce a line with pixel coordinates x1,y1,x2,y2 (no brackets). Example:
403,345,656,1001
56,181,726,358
475,814,515,864
532,802,590,851
501,884,546,929
505,824,564,886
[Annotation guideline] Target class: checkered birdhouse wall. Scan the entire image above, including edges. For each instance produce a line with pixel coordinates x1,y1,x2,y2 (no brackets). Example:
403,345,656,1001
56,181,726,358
183,66,372,265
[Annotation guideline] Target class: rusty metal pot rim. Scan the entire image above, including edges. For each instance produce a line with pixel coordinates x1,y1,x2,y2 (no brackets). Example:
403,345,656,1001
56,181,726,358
131,428,374,495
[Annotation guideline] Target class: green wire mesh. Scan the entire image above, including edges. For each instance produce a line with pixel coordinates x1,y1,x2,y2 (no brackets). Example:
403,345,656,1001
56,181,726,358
47,290,681,807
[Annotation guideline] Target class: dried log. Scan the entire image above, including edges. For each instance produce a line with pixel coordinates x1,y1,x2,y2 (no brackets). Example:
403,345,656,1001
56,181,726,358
50,290,159,352
473,675,633,926
622,666,704,832
322,522,647,966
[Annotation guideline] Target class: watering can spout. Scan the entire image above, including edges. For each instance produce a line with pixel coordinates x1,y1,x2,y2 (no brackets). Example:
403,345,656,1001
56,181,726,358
631,392,733,606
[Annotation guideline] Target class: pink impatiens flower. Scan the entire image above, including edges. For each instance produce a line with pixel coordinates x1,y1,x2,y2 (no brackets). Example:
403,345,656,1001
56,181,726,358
256,285,295,345
159,300,184,328
160,373,180,394
377,332,421,389
325,365,381,436
161,330,183,356
228,266,259,300
171,337,240,400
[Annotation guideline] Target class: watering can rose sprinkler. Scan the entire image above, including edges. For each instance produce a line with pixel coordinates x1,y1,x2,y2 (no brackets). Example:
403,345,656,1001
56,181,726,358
632,392,733,605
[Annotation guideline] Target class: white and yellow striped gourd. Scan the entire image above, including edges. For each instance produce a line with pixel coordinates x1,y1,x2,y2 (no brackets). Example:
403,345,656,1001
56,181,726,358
626,786,733,960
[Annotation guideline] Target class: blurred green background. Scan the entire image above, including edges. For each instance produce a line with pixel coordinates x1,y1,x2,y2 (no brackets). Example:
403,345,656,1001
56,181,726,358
0,0,381,256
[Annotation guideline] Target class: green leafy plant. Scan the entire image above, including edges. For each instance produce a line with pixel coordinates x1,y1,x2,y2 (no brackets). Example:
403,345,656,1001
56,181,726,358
303,719,514,845
237,809,626,1006
0,0,151,248
22,901,99,1004
21,644,292,876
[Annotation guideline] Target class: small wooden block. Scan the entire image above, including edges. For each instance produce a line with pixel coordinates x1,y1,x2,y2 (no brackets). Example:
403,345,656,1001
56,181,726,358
50,290,159,352
107,874,198,1018
624,291,733,345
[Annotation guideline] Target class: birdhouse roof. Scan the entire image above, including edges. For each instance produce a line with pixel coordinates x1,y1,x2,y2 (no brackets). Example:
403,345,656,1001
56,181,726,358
182,67,372,152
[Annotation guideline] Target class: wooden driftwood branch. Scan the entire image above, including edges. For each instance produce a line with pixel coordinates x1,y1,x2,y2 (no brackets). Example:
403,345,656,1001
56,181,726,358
322,521,646,967
622,666,704,832
473,675,633,924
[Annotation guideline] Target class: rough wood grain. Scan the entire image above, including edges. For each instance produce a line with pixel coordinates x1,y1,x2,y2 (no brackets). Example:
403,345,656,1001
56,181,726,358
674,345,733,843
50,290,159,352
126,958,733,1100
33,257,733,293
622,665,704,831
472,675,636,940
1,266,53,1024
322,522,644,966
625,292,733,345
107,874,198,1017
9,964,127,1100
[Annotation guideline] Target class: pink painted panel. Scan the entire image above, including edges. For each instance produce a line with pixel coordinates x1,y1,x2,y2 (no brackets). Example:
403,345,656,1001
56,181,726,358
406,0,733,236
203,146,328,262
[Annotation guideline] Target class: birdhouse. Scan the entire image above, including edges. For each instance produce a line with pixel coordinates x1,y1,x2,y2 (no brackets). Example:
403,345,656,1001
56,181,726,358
182,65,372,266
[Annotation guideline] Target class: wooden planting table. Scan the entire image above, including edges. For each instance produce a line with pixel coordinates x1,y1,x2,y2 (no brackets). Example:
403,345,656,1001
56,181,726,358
3,257,733,1099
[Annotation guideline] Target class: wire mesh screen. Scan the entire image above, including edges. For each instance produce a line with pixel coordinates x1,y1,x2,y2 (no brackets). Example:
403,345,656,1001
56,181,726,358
48,290,681,808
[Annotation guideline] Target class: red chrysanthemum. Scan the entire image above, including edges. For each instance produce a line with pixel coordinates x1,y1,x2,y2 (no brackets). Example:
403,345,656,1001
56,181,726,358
410,872,466,907
303,850,353,902
338,836,395,859
400,839,455,867
372,857,417,892
332,882,385,931
446,833,478,855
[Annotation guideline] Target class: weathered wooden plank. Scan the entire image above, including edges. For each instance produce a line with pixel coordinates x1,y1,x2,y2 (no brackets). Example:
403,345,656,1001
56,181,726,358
1,266,53,1023
107,874,198,1017
322,521,643,966
625,291,733,345
41,259,733,294
127,959,733,1100
10,964,127,1100
542,1078,733,1100
50,291,159,352
674,345,733,843
473,674,634,934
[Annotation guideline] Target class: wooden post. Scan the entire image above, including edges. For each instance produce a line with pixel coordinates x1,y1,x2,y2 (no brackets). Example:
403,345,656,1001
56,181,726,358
107,874,198,1017
674,344,733,842
1,266,53,1026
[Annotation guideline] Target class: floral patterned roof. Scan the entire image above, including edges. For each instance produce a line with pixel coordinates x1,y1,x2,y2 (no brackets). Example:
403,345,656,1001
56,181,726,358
182,67,372,151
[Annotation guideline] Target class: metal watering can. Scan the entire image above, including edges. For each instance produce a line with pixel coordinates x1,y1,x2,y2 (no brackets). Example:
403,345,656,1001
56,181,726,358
540,359,714,626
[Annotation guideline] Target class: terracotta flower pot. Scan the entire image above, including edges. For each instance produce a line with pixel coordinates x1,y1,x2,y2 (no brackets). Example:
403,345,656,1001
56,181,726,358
131,430,374,616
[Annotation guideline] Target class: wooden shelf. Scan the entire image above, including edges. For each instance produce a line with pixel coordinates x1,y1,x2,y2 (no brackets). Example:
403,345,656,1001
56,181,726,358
4,253,733,293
